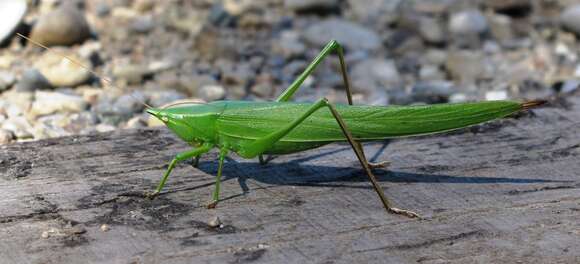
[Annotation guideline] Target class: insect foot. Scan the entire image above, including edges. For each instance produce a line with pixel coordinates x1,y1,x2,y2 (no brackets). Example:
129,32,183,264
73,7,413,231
388,207,421,219
206,201,218,209
368,160,391,169
144,191,160,200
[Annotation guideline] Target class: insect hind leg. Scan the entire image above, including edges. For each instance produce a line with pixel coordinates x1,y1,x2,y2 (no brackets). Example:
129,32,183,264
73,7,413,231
237,98,419,218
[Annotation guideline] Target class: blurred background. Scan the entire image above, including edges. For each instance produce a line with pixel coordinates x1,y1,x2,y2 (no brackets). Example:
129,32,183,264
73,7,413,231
0,0,579,144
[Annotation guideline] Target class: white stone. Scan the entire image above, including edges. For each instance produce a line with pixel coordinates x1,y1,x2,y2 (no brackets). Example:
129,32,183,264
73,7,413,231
485,90,508,101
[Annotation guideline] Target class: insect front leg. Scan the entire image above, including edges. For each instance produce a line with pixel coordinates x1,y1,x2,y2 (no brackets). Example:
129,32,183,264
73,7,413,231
147,143,213,198
237,98,419,218
207,148,229,209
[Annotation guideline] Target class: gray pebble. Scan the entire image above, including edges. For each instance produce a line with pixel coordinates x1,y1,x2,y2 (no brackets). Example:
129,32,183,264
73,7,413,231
0,129,15,144
131,16,155,34
30,91,88,117
112,91,147,116
199,85,226,102
411,81,456,103
351,59,401,92
32,114,71,139
449,9,488,35
2,116,33,139
418,17,445,44
559,80,580,94
485,90,509,100
445,51,486,83
146,90,186,107
29,4,91,46
560,4,580,36
303,19,381,51
113,64,150,85
489,14,514,44
15,69,52,92
34,50,92,87
273,31,307,58
0,71,16,91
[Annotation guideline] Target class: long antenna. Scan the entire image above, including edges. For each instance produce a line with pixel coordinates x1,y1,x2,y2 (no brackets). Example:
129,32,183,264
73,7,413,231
16,33,153,109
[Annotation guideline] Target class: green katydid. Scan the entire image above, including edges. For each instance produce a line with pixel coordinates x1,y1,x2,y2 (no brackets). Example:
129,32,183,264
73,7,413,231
19,34,544,218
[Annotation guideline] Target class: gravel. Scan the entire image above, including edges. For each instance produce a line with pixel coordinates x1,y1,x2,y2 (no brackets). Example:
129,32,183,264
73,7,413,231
0,1,576,144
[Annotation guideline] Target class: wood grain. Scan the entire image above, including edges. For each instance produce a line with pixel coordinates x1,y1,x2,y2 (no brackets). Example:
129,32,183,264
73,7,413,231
1,97,579,264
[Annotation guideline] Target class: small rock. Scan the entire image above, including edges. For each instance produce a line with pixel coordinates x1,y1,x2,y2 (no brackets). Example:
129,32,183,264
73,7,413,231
0,129,15,144
560,5,580,36
445,51,486,83
223,0,256,16
96,123,116,133
15,69,52,92
351,59,401,92
348,0,400,22
0,71,16,91
178,74,217,96
448,9,488,35
559,80,580,94
30,4,91,46
33,114,71,139
130,15,155,34
30,91,87,117
112,91,147,116
147,114,164,127
133,0,155,13
208,216,222,228
2,116,33,139
1,90,33,117
424,49,448,66
489,14,514,44
284,0,339,13
34,49,92,87
146,90,186,107
418,17,445,44
113,64,150,85
449,93,468,103
100,224,110,232
412,1,450,15
485,90,509,100
148,58,178,73
0,54,17,69
199,85,226,102
273,30,307,59
303,19,381,51
125,116,147,129
411,81,456,103
0,0,27,44
250,73,274,97
419,65,445,81
95,2,110,17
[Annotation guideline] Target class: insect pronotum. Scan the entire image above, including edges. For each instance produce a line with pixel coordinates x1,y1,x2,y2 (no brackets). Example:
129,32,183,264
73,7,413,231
19,34,545,218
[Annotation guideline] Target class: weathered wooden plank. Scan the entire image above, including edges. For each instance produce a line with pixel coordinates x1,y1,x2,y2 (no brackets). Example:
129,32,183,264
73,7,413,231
1,98,579,264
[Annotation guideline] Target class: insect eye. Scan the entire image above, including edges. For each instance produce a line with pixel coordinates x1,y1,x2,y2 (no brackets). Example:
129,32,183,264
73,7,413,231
161,116,169,122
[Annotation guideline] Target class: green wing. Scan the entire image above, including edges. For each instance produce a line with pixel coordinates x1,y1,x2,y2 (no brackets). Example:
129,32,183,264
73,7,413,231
213,100,523,143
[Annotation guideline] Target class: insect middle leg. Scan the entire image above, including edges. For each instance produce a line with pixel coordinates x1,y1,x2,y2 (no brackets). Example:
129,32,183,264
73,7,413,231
207,148,229,209
238,98,419,218
147,143,212,198
275,39,389,169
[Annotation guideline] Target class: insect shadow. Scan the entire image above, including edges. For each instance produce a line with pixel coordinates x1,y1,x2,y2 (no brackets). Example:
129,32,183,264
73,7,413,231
193,141,563,198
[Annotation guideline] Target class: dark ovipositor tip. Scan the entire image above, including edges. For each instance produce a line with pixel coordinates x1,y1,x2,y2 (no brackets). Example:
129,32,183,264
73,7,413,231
521,99,547,110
